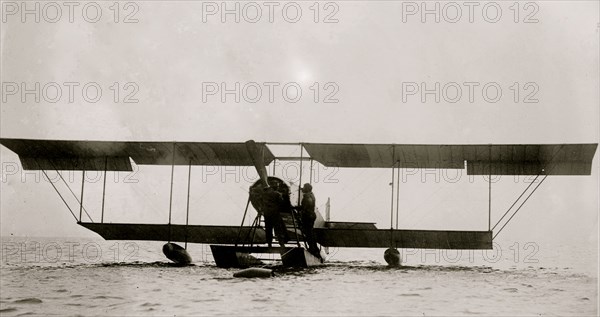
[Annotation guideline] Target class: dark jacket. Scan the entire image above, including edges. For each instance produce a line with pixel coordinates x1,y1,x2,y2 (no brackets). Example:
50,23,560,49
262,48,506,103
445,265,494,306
300,192,316,221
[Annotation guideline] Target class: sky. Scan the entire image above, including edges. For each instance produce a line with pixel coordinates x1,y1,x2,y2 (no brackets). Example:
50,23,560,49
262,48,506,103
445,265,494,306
0,1,598,249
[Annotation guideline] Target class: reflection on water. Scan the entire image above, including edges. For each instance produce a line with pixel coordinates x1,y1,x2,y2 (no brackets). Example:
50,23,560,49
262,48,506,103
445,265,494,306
1,238,597,316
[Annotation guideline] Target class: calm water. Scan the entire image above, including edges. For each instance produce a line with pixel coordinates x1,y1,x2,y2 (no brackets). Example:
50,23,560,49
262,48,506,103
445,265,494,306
1,237,597,316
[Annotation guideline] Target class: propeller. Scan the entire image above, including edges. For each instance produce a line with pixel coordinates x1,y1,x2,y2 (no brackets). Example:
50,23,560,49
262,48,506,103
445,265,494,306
245,140,270,187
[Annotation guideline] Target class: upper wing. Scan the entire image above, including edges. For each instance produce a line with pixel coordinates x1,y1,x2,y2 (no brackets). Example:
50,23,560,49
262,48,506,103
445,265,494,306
303,143,598,175
0,138,274,171
1,138,596,175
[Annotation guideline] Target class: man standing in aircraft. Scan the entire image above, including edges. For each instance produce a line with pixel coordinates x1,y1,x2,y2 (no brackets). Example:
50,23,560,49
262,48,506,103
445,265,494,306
295,183,320,259
261,186,289,248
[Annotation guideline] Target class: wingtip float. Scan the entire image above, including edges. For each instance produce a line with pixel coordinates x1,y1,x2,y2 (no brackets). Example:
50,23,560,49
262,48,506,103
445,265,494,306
162,243,192,266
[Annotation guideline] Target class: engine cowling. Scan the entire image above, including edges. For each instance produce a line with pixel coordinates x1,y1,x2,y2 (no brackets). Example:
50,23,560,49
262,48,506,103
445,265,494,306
249,176,294,216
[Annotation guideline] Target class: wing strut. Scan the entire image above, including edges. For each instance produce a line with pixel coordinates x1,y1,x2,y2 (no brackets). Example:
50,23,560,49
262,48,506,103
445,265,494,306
492,174,541,231
297,144,304,206
168,142,176,243
235,197,252,247
185,159,192,249
41,159,94,222
493,175,547,239
38,167,78,221
389,146,396,248
488,144,492,231
309,158,314,183
492,144,565,239
101,157,107,223
295,143,304,248
49,168,94,222
395,160,400,231
33,158,85,222
79,170,85,222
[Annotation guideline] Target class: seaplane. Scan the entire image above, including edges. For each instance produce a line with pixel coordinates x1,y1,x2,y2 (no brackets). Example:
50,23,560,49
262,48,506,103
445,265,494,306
0,138,597,269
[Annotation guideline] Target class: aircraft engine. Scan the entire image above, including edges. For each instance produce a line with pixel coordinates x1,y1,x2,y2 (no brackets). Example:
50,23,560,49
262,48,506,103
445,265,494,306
249,176,293,216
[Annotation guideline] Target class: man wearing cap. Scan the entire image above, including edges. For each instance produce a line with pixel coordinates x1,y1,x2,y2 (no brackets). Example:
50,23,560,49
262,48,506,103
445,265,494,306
296,183,320,258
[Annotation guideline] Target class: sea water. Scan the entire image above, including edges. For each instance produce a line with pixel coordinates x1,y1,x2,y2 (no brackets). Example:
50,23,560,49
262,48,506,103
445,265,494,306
0,237,597,316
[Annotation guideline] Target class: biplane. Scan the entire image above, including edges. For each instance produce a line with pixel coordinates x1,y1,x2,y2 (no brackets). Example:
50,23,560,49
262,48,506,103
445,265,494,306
0,138,597,268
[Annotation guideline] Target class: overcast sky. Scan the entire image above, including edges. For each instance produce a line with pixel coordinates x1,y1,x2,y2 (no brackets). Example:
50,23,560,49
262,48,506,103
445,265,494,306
1,1,598,248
